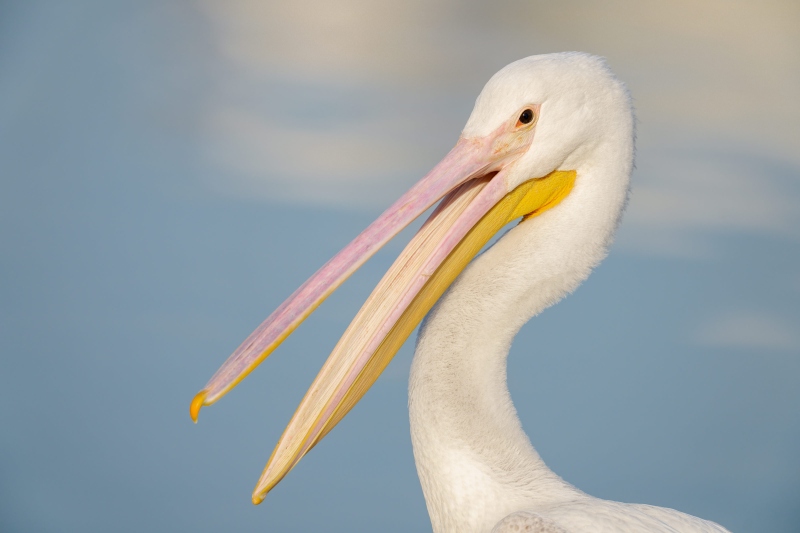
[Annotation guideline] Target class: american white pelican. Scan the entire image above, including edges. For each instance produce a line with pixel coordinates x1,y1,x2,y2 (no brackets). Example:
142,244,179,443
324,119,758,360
191,53,730,532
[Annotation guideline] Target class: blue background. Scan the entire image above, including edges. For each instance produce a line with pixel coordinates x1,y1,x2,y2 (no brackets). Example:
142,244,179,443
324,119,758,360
2,2,798,531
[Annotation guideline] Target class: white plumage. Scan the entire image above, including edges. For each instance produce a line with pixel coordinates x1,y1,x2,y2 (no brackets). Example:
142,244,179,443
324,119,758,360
407,53,728,532
192,52,731,533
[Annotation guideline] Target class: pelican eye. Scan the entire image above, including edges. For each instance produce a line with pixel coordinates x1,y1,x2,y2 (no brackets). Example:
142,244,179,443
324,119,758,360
518,108,534,125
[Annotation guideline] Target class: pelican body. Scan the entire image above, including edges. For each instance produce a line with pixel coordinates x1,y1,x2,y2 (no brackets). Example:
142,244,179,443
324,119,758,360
190,53,731,532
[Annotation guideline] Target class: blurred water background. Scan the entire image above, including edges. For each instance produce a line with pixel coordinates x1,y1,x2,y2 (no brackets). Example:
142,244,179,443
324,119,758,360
1,1,798,531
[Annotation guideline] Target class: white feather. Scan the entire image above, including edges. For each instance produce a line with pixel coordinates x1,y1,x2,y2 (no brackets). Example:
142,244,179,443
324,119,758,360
409,53,730,533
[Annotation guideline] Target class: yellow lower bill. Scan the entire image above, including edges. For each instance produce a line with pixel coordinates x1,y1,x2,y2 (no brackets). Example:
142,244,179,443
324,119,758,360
252,169,576,502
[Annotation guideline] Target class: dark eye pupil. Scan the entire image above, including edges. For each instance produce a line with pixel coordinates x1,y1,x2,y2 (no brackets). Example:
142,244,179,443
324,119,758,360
519,109,533,124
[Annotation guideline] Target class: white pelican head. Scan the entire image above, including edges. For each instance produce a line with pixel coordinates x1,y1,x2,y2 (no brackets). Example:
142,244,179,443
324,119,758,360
464,53,632,190
190,52,634,504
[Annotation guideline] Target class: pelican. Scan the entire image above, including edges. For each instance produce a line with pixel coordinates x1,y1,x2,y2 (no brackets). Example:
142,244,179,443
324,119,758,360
190,53,730,532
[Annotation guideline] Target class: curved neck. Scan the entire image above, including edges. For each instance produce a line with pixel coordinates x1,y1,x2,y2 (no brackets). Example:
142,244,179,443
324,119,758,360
409,294,573,533
408,147,631,532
